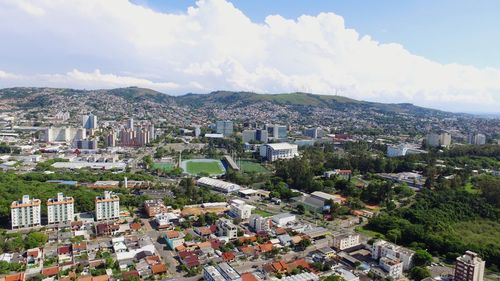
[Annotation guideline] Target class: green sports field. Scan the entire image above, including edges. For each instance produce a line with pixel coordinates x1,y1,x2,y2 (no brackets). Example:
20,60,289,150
181,159,226,176
152,162,174,171
239,160,269,173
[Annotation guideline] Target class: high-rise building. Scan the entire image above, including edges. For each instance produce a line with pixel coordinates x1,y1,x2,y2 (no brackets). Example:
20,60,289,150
426,132,451,147
468,133,486,145
304,127,322,139
216,121,233,137
266,124,288,140
228,199,255,220
249,214,271,232
11,195,41,229
127,118,134,130
104,131,116,147
76,139,98,149
454,251,485,281
216,218,238,239
82,113,98,129
42,127,86,143
256,129,268,143
242,130,257,143
95,191,120,221
47,193,74,225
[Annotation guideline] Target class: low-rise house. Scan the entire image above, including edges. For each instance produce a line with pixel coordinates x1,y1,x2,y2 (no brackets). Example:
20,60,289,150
164,230,185,250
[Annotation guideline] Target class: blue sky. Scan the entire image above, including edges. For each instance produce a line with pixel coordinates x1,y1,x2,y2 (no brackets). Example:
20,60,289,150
0,0,499,112
134,0,500,69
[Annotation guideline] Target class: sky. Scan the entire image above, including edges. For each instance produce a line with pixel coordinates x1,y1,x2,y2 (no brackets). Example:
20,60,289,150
0,0,499,113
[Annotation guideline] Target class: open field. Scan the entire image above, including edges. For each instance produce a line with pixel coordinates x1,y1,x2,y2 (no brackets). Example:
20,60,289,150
181,159,226,176
152,162,174,171
252,209,273,217
239,160,270,173
443,219,500,246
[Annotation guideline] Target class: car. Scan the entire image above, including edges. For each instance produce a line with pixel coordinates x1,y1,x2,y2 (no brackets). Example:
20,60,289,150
252,265,259,268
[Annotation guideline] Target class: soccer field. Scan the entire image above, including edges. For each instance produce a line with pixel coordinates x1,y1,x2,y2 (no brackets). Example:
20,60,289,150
182,159,226,176
239,160,269,173
152,162,174,171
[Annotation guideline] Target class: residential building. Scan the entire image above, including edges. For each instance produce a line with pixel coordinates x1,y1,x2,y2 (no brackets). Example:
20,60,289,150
242,130,257,143
47,193,74,225
216,218,238,239
249,214,271,232
11,195,41,229
82,113,98,129
303,127,323,139
216,120,233,137
468,133,486,145
333,233,360,250
259,143,298,162
42,127,86,143
229,199,255,220
379,256,404,279
76,139,98,149
127,118,134,130
144,199,169,217
217,262,241,281
256,129,268,143
203,265,226,281
454,251,485,281
372,240,414,270
426,132,451,147
95,191,120,221
104,131,116,147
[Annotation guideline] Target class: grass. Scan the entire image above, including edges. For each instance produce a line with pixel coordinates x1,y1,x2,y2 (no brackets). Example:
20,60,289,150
185,160,225,175
443,219,500,246
152,163,174,171
355,226,386,239
463,182,481,194
253,209,273,218
239,160,269,173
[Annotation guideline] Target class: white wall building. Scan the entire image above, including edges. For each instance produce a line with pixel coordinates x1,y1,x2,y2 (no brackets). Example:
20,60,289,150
11,195,41,229
82,113,98,129
42,127,86,143
216,218,238,239
47,192,74,225
229,199,255,220
387,144,427,157
380,256,404,279
372,240,415,271
249,214,271,233
271,213,296,227
95,191,120,221
333,233,360,250
197,177,241,193
426,132,451,147
259,143,298,162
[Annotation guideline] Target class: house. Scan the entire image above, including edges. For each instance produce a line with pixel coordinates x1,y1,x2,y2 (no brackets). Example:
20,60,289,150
122,270,140,281
96,223,120,236
164,230,184,250
42,266,59,277
222,252,235,262
129,223,141,231
151,263,167,275
72,242,87,256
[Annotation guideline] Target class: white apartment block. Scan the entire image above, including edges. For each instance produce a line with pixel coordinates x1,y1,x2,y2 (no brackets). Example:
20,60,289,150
380,256,404,279
216,218,238,239
454,251,485,281
229,199,255,220
95,191,120,221
11,195,41,229
372,240,415,271
42,127,86,143
259,143,298,162
333,233,360,250
249,214,271,233
47,192,74,224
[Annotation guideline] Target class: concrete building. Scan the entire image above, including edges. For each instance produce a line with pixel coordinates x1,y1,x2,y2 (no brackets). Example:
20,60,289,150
216,218,238,239
242,130,256,143
42,127,86,143
266,124,287,140
104,131,116,147
259,142,298,162
203,265,226,281
271,213,296,227
11,195,41,229
468,133,486,145
303,127,322,139
82,113,98,129
203,263,240,281
47,193,74,225
127,118,134,130
216,121,233,137
426,132,451,147
249,214,271,233
229,199,255,220
256,129,268,143
95,191,120,221
333,233,360,250
197,177,241,193
380,256,404,279
372,240,415,270
144,199,169,217
76,139,98,150
454,251,485,281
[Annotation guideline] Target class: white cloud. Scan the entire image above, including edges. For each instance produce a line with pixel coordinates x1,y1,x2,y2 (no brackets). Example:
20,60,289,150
0,0,499,112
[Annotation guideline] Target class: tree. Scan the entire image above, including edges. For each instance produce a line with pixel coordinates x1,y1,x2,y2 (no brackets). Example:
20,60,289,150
296,204,305,215
413,249,433,267
24,232,48,249
410,266,431,281
323,275,346,281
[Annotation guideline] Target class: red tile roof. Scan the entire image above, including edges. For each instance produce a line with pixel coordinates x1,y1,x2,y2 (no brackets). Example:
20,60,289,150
241,272,259,281
123,271,140,281
165,230,179,239
130,222,142,230
5,273,24,281
222,251,235,262
92,275,109,281
42,266,59,277
151,263,167,274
